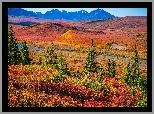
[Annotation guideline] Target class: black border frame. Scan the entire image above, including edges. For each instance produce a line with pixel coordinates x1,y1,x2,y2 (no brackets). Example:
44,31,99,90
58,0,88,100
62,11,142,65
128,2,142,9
2,2,152,112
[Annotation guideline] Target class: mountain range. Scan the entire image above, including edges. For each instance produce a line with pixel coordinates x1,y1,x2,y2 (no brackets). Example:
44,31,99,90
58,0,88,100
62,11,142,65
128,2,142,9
8,8,116,20
8,8,38,17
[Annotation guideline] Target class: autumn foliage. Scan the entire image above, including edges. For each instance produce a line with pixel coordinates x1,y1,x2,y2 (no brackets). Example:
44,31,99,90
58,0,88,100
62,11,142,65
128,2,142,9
8,17,147,107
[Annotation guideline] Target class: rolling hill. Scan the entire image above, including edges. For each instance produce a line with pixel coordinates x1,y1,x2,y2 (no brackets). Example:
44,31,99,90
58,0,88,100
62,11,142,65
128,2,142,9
8,16,147,52
68,16,147,31
8,22,105,42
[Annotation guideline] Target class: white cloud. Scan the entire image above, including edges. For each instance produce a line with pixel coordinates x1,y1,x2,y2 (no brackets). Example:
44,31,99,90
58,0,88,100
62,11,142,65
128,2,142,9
39,11,45,14
34,11,45,14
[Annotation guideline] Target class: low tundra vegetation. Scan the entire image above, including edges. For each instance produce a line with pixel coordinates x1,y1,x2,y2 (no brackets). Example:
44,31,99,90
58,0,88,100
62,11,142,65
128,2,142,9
8,26,147,107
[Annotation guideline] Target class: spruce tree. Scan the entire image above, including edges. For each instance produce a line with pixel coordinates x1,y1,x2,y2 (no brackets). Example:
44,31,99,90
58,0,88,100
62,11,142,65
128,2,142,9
107,59,116,77
57,51,68,76
53,51,68,83
111,60,116,76
45,50,50,65
124,60,133,86
107,59,111,75
97,64,104,82
132,47,147,93
8,26,20,65
128,46,140,87
84,39,97,73
37,56,42,65
126,61,131,77
123,46,147,94
45,42,58,69
20,41,31,65
131,45,141,80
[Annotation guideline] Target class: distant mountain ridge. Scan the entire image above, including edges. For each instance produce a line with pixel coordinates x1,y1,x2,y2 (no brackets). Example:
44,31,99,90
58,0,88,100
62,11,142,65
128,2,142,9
8,8,116,20
8,8,38,17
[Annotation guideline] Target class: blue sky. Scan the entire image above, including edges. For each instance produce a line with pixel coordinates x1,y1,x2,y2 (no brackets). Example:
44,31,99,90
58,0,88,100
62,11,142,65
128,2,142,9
22,8,147,17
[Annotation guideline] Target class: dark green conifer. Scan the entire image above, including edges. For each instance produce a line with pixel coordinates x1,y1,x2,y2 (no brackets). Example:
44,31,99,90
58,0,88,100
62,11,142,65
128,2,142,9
84,39,97,73
8,26,20,65
20,41,31,65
